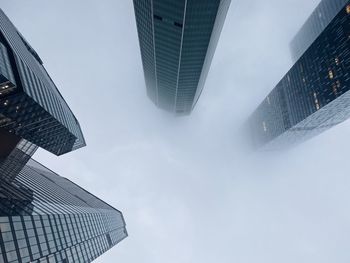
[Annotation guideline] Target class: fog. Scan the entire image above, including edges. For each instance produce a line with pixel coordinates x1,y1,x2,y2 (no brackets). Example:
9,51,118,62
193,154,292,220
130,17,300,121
1,0,350,262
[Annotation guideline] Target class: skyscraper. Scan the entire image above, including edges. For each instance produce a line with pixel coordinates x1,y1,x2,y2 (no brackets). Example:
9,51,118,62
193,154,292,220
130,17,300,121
0,9,85,156
133,0,231,115
0,159,128,263
0,8,127,262
0,137,37,182
248,1,350,150
290,0,349,62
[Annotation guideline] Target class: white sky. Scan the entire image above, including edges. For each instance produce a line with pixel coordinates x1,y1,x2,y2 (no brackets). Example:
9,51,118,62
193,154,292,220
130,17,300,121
2,0,350,262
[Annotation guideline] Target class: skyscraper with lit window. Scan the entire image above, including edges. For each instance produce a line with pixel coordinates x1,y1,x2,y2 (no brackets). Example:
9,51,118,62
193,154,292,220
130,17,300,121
290,0,349,62
248,1,350,150
133,0,231,115
0,9,85,156
0,8,127,262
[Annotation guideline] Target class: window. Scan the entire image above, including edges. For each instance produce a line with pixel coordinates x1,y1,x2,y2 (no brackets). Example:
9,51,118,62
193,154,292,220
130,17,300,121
346,5,350,14
153,14,162,21
106,233,112,247
328,70,334,79
174,22,183,28
313,92,320,110
336,80,341,88
335,57,340,65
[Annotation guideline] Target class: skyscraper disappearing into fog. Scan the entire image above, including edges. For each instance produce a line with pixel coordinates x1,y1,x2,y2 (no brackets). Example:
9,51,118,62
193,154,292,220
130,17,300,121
133,0,231,115
0,8,127,262
248,1,350,150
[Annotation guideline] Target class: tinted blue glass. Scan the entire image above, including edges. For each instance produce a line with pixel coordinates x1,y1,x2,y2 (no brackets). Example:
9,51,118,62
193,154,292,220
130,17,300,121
133,0,231,114
0,159,127,263
0,9,85,155
249,2,350,149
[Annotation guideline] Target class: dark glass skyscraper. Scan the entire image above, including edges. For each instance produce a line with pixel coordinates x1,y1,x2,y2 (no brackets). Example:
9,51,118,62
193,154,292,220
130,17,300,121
0,9,85,156
248,1,350,150
0,8,127,263
133,0,231,115
0,160,127,263
290,0,349,62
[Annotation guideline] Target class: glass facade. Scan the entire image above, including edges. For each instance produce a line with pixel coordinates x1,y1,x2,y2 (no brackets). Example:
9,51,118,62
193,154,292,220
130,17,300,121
290,0,348,62
0,138,37,182
0,159,128,263
249,2,350,150
0,8,127,262
0,9,85,156
133,0,231,115
0,41,15,85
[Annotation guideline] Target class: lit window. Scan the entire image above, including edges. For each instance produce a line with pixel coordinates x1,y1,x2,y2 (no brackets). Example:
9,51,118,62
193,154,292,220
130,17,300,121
328,70,334,79
346,5,350,14
332,84,337,96
335,57,340,65
262,121,267,132
313,92,320,110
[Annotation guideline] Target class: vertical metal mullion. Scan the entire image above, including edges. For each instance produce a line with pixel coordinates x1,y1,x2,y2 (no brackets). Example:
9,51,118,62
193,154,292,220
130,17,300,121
8,217,22,263
151,0,159,105
20,217,33,262
174,0,188,112
0,226,9,263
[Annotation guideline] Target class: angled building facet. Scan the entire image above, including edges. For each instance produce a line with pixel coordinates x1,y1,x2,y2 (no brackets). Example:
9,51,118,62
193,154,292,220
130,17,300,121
249,1,350,150
133,0,231,115
0,9,85,156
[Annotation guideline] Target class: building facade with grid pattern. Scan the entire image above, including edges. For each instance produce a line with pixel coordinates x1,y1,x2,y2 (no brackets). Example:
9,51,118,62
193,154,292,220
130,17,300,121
290,0,349,62
0,159,128,263
0,137,37,182
133,0,231,115
249,2,350,150
0,9,85,156
0,8,127,263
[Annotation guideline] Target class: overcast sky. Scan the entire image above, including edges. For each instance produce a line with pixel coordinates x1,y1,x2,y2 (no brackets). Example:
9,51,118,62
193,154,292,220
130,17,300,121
2,0,350,262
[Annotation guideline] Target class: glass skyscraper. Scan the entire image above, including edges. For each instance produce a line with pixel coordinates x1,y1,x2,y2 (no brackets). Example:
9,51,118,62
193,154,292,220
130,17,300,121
0,160,127,263
0,9,85,156
0,8,127,263
290,0,349,62
133,0,231,115
248,1,350,150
